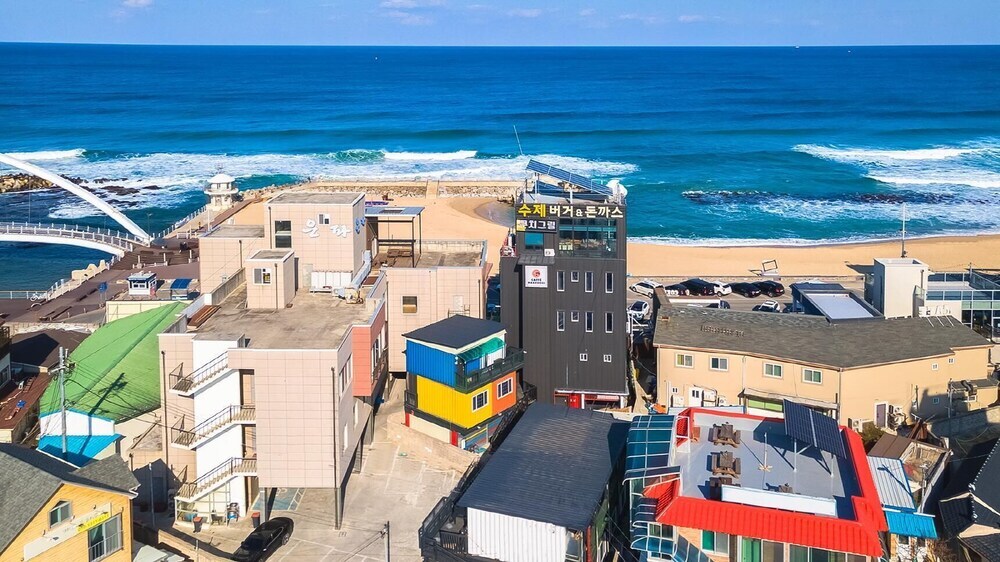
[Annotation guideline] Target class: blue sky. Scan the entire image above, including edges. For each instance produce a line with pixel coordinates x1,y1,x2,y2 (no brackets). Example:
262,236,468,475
1,0,998,46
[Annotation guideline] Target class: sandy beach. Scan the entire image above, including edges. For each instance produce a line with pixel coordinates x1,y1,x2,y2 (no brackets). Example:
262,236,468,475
385,195,1000,279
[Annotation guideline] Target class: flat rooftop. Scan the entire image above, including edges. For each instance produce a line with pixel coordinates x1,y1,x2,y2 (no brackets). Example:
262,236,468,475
804,293,880,320
365,206,424,218
248,249,293,261
203,224,265,239
373,240,485,269
268,192,363,206
676,411,859,518
195,288,373,350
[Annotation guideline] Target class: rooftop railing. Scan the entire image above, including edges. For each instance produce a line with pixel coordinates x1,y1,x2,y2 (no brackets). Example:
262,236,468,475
454,348,524,393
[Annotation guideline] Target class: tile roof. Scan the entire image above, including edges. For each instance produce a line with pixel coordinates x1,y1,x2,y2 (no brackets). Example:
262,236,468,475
0,443,138,553
653,306,989,369
940,438,1000,557
403,315,504,351
457,403,628,530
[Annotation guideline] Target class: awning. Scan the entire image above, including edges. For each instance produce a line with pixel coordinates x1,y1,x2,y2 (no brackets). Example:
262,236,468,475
458,338,505,363
170,278,192,290
884,510,938,539
742,387,838,412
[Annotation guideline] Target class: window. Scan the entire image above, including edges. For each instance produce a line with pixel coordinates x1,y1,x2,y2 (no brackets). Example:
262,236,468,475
353,402,359,426
803,368,823,384
571,310,580,322
764,363,783,378
318,213,331,225
789,546,855,562
605,272,614,293
273,220,292,248
585,311,594,332
252,267,272,285
338,359,353,395
402,296,418,314
701,530,730,555
497,378,513,398
948,357,956,364
557,217,618,257
579,353,588,362
343,424,349,453
571,271,580,283
675,354,694,368
49,500,72,527
88,514,122,562
605,312,614,333
524,232,544,250
603,354,612,363
648,523,672,539
932,397,941,404
931,363,939,370
585,271,594,292
557,310,566,331
762,540,785,562
710,357,728,371
557,271,565,292
472,390,489,411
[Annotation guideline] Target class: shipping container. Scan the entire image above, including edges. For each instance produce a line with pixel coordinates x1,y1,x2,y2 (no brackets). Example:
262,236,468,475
405,340,457,385
467,508,568,562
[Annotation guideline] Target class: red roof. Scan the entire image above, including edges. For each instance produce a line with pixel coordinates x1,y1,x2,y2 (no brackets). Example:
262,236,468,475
649,410,886,557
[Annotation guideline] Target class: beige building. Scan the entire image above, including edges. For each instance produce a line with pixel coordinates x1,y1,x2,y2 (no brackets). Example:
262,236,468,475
198,224,267,293
653,305,992,428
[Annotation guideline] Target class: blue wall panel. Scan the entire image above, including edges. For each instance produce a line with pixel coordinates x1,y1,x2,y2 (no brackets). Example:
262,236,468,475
405,341,457,386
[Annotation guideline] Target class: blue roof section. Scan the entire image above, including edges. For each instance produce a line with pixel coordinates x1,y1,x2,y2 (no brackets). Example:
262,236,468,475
625,415,678,481
457,403,628,530
170,278,192,290
885,510,939,539
37,434,122,468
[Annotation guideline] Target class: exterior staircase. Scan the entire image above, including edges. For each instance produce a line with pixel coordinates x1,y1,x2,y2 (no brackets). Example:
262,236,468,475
170,352,230,395
175,457,257,502
171,405,255,449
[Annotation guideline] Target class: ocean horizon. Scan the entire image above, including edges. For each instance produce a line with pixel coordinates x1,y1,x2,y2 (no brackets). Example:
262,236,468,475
1,43,999,287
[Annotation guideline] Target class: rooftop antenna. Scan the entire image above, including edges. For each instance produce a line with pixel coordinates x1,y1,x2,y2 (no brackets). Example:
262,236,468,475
513,125,524,156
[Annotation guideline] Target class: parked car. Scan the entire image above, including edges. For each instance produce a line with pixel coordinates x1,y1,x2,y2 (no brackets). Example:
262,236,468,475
628,300,651,320
629,280,663,297
752,300,782,313
231,517,295,562
707,300,731,309
680,279,716,296
729,282,762,298
706,280,733,296
663,283,689,296
753,280,785,297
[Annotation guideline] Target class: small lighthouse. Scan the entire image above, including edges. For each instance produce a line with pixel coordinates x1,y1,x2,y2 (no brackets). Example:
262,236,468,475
205,173,238,213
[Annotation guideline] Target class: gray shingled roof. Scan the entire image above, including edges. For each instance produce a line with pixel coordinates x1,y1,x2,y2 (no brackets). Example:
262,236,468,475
402,315,504,350
457,403,628,530
653,306,989,369
0,444,139,553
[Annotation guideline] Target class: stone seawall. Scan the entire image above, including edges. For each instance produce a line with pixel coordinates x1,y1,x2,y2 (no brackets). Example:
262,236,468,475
248,179,527,201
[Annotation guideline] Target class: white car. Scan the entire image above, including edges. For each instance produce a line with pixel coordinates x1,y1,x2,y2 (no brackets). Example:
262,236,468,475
628,300,651,320
706,280,732,296
629,280,663,298
753,300,782,313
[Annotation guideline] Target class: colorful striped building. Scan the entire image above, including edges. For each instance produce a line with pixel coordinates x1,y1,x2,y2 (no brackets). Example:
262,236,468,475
403,315,524,450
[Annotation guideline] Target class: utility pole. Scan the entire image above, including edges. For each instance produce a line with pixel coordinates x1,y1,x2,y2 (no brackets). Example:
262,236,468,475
383,521,390,562
57,347,68,460
900,202,908,258
149,464,156,527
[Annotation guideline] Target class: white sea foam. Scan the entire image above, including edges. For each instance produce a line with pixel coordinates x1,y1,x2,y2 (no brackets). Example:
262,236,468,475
3,148,86,161
382,150,477,161
19,149,636,217
868,175,1000,189
793,144,983,162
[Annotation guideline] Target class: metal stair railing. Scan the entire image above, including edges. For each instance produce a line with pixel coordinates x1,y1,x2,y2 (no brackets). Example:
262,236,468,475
170,405,255,448
0,222,140,252
175,457,257,501
171,352,229,394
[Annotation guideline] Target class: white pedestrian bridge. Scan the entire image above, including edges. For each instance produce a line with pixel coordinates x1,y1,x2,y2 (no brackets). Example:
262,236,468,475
0,153,154,254
0,222,141,257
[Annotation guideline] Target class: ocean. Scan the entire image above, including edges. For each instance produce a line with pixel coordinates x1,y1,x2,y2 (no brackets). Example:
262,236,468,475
1,43,999,288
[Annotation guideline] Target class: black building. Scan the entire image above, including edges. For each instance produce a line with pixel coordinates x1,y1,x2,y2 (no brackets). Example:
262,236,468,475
500,160,629,407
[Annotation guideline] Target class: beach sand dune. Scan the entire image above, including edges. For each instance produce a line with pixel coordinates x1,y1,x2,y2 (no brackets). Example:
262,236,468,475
395,195,1000,279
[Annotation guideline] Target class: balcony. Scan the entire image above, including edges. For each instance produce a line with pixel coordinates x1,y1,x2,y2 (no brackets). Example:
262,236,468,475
175,457,257,502
454,348,525,393
170,405,255,449
170,352,230,395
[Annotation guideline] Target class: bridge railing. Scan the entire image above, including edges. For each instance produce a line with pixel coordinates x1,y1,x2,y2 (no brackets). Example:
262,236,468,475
0,222,141,252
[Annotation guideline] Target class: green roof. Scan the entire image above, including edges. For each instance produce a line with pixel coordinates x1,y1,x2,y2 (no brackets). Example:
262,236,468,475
41,302,183,423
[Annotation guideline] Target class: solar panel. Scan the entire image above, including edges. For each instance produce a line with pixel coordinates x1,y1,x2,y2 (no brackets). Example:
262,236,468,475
624,415,679,480
782,400,847,458
526,159,612,196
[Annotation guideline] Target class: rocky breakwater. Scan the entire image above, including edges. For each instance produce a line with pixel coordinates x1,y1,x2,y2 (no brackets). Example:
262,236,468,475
0,173,83,193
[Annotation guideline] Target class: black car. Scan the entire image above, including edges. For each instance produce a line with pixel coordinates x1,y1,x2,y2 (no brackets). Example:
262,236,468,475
707,300,731,309
680,279,716,296
729,282,762,298
232,517,294,562
664,283,689,296
753,280,785,297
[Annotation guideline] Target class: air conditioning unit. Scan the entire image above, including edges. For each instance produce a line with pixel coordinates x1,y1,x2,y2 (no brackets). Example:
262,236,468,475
670,395,684,407
703,389,718,404
717,396,728,407
888,405,907,429
848,418,871,432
